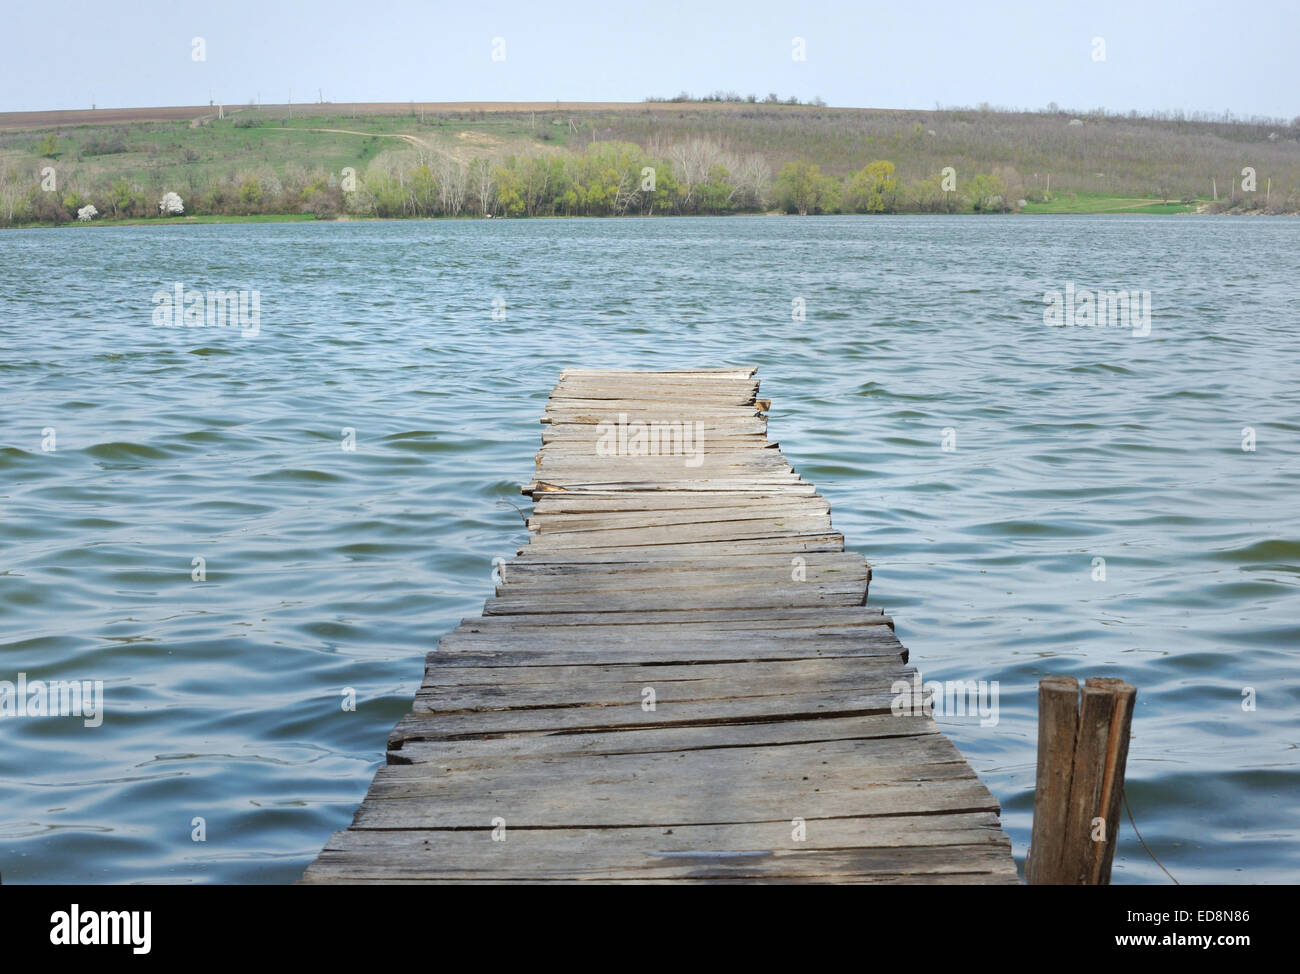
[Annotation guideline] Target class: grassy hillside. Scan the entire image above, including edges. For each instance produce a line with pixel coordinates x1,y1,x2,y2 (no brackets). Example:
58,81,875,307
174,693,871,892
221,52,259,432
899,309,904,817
2,101,1298,225
1020,193,1199,214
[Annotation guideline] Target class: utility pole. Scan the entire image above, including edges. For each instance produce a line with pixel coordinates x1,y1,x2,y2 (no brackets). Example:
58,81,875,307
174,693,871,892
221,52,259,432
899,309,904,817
1212,176,1216,201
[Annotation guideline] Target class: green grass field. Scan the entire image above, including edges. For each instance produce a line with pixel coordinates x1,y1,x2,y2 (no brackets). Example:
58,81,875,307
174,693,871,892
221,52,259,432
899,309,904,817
1022,192,1203,214
12,109,557,195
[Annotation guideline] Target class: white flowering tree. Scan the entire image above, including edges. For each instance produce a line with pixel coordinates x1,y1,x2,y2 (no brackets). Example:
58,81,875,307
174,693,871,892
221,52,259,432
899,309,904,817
77,203,99,222
159,191,184,216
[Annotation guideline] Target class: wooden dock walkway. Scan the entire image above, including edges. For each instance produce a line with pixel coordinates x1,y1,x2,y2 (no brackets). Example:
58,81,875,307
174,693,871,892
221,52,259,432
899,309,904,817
302,367,1018,883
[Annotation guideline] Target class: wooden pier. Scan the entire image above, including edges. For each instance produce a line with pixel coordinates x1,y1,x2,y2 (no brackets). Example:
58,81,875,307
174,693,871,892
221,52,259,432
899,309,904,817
302,367,1017,883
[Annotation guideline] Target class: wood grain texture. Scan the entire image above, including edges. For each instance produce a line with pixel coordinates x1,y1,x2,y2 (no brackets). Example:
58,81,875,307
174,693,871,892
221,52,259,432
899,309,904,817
1026,676,1136,885
301,367,1017,885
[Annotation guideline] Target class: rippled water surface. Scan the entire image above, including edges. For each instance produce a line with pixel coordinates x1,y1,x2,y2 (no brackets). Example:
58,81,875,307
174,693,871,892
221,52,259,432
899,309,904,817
1,216,1297,883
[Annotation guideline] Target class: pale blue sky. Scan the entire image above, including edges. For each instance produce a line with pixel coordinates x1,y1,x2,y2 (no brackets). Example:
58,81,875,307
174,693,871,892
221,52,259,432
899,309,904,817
3,0,1296,118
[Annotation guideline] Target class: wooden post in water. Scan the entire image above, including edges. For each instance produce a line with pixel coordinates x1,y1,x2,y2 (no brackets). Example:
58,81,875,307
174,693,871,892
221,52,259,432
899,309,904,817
1027,676,1136,884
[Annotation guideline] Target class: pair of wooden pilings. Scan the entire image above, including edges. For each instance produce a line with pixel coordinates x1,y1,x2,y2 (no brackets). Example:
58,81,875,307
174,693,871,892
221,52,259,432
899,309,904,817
1027,676,1137,885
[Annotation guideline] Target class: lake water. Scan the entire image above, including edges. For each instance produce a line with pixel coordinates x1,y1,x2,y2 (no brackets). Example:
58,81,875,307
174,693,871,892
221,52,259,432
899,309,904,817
1,215,1297,884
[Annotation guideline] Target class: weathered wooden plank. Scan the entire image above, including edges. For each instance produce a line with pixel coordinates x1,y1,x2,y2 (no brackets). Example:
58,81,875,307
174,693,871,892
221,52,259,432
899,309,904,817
542,406,765,420
539,448,789,464
528,482,816,495
422,645,905,672
496,564,868,595
482,582,865,615
527,503,829,533
537,447,777,463
302,815,1015,883
549,392,758,406
533,463,797,481
519,517,835,550
442,620,895,641
530,492,819,513
519,537,847,558
414,659,919,711
418,656,910,692
390,712,940,765
500,550,857,577
435,623,896,644
389,683,915,745
452,605,895,629
542,425,769,443
552,381,758,393
523,480,812,496
513,536,845,561
421,641,905,671
352,772,996,830
372,734,987,796
559,367,758,376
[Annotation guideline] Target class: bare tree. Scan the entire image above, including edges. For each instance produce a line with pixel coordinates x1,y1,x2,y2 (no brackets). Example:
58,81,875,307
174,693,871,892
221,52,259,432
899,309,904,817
671,138,729,210
734,154,772,209
469,158,495,215
611,169,639,215
434,156,468,215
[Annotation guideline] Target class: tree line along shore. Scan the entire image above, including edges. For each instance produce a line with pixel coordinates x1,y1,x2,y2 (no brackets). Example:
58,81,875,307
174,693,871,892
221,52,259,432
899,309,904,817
2,101,1297,226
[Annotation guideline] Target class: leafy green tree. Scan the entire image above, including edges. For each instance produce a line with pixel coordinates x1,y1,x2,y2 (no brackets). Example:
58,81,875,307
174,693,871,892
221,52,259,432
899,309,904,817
492,161,526,216
517,156,556,216
237,176,263,208
108,178,133,218
364,171,407,218
774,161,843,215
409,164,437,215
903,174,948,213
37,133,57,157
966,172,1007,212
816,171,842,213
845,160,898,212
641,160,680,214
698,165,737,213
774,161,817,215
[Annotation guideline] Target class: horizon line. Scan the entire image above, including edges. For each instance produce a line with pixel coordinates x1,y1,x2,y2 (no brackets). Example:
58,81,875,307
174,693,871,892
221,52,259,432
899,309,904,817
2,100,1293,134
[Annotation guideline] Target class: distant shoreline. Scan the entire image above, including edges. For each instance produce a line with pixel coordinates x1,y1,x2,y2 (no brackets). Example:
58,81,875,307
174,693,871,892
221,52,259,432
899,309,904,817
10,208,1287,230
0,212,1200,230
3,102,1294,226
5,211,1275,230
